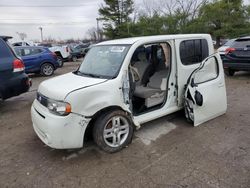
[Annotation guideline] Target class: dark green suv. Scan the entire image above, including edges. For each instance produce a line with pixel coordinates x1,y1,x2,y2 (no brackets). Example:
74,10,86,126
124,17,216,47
0,36,31,100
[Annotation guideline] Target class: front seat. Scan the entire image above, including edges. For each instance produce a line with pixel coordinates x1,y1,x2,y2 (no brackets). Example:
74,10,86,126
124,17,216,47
134,48,169,108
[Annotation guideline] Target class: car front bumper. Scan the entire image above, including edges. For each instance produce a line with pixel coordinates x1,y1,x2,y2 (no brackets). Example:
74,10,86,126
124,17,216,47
31,99,90,149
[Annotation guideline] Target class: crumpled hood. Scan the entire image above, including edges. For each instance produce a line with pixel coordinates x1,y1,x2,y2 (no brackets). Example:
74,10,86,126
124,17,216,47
38,72,107,100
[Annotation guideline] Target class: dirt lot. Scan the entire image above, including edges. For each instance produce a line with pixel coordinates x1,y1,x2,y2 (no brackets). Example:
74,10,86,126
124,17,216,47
0,60,250,188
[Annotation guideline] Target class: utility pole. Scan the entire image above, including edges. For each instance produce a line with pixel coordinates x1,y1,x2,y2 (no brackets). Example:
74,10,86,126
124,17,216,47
38,27,43,42
96,18,101,41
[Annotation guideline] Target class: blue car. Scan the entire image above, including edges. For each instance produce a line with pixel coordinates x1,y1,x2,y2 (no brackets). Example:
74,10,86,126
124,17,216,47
14,46,59,76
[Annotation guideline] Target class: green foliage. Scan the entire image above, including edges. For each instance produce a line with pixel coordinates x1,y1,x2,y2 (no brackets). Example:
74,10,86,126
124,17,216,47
99,0,134,39
98,0,250,42
198,0,250,45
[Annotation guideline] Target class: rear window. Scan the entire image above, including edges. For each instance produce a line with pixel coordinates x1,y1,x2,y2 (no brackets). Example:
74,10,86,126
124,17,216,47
0,39,16,58
232,39,250,48
180,39,209,65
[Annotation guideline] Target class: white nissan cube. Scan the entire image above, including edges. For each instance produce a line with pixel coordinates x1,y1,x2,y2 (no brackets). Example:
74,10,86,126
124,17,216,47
31,34,227,153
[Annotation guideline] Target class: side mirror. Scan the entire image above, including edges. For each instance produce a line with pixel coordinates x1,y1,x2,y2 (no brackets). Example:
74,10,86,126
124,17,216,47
195,90,203,106
191,78,198,88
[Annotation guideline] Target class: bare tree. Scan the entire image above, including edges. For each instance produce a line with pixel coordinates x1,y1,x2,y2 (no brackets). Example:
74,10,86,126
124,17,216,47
87,27,104,42
87,27,98,42
16,32,27,41
138,0,208,19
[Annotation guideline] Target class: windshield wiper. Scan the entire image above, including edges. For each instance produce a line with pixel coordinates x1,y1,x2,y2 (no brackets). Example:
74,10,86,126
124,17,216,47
75,71,102,78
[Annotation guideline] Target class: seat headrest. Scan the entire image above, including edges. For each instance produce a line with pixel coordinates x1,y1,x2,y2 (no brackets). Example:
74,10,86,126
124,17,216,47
138,52,147,62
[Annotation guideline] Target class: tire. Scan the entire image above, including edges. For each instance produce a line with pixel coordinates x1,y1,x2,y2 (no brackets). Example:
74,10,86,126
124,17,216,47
93,110,134,153
72,56,77,62
40,63,54,76
57,56,64,67
225,69,235,76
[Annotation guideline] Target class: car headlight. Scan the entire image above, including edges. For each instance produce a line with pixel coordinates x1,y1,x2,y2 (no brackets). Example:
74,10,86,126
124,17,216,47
37,92,71,116
47,99,71,116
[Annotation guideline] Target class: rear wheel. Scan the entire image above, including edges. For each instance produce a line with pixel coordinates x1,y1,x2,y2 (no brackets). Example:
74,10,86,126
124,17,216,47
40,63,54,76
225,69,235,76
93,110,134,153
57,56,64,67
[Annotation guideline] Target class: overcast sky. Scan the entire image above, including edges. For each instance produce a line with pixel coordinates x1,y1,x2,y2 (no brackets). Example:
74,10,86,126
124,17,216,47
0,0,249,42
0,0,145,42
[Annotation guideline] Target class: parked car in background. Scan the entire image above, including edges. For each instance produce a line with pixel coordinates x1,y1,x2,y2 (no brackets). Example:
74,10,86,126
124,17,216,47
12,41,34,47
222,36,250,76
38,43,70,67
217,38,236,57
0,36,31,100
31,34,227,153
74,43,90,56
15,46,59,76
69,46,83,62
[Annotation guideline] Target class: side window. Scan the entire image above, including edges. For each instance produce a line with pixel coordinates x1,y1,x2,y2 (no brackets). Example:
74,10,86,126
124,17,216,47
23,49,31,56
194,56,219,84
15,49,22,56
180,39,209,65
30,48,42,55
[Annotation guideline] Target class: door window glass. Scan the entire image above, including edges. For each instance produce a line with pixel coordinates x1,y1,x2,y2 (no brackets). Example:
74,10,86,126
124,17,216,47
15,48,22,56
194,56,219,84
30,48,42,55
23,49,31,56
180,39,209,65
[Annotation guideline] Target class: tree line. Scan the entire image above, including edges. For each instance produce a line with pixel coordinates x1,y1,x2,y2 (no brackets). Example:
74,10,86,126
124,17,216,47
98,0,250,46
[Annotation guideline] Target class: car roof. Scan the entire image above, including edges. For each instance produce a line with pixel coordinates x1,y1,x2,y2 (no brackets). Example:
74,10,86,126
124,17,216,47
0,36,13,41
96,34,211,46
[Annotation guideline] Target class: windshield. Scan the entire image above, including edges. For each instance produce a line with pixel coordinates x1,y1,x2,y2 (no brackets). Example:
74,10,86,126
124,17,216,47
77,45,130,79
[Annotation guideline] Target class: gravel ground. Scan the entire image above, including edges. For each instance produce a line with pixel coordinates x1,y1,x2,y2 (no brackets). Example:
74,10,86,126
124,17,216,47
0,59,249,188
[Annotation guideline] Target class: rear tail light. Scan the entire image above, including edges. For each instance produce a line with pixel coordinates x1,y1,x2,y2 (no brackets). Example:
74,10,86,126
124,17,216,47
13,59,25,72
225,47,235,55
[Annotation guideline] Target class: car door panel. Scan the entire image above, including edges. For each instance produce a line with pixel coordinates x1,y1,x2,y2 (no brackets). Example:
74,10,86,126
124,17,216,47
184,54,227,126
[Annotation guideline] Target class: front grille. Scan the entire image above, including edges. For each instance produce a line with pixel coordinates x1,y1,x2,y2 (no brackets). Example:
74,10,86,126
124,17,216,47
37,92,48,107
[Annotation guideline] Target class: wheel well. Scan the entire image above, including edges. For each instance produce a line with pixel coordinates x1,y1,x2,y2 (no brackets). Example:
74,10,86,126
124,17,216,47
54,52,62,58
83,106,132,142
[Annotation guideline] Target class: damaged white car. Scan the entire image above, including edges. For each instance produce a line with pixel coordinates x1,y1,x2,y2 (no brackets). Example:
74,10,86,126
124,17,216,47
31,34,227,153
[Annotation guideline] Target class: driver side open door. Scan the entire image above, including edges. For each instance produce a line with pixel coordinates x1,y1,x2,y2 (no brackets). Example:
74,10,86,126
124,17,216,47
184,54,227,126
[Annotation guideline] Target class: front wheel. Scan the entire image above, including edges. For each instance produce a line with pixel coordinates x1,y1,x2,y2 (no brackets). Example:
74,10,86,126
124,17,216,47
72,56,77,62
93,110,134,153
40,63,54,76
57,56,64,67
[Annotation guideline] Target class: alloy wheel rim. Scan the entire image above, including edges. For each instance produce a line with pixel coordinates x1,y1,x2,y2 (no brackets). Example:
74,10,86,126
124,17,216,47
43,65,53,75
103,116,129,148
58,58,63,66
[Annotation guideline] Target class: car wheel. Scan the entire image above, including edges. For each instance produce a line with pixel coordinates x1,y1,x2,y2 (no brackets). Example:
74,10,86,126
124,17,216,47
93,110,134,153
72,56,77,62
57,56,64,67
225,69,235,76
40,63,54,76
